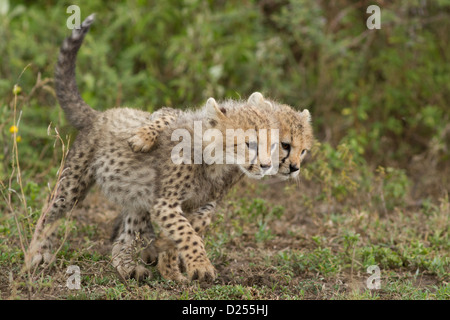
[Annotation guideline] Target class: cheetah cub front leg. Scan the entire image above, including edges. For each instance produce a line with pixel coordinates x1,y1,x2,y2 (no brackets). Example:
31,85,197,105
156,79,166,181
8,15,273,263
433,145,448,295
153,202,217,282
153,199,216,282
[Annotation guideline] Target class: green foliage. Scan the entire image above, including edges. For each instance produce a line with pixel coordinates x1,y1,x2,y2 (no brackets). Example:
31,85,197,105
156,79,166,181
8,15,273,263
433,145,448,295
234,197,285,242
360,245,404,269
277,247,342,277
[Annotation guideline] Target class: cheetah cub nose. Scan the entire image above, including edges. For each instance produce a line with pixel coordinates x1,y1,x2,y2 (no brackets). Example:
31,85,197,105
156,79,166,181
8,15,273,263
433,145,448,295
260,163,272,170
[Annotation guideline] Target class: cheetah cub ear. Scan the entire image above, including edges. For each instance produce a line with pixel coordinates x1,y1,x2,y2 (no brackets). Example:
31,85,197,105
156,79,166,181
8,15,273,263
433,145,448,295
300,109,312,122
248,92,273,110
205,97,227,121
248,92,264,105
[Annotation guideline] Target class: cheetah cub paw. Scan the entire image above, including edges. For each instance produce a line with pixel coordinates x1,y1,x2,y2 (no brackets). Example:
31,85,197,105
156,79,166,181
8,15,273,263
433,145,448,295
128,114,177,153
128,126,158,152
186,257,217,282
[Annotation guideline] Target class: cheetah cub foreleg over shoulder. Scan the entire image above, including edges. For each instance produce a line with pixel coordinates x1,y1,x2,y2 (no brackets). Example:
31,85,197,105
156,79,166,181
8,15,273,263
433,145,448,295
128,108,181,152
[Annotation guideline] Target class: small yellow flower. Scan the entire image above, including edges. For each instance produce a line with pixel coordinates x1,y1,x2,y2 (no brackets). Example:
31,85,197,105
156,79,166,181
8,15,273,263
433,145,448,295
341,108,352,116
13,85,22,95
16,136,22,143
9,125,19,134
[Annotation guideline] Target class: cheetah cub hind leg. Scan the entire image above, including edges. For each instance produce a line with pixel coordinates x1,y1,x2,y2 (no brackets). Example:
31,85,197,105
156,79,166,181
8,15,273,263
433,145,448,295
128,113,177,152
110,209,158,282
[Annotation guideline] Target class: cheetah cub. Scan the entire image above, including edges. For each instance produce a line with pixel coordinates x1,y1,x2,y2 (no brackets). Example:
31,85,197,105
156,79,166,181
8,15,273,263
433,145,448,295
27,14,282,282
124,93,314,280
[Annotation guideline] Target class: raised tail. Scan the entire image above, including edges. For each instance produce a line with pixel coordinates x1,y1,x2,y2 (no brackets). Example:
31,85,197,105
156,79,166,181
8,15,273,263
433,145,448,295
55,14,98,130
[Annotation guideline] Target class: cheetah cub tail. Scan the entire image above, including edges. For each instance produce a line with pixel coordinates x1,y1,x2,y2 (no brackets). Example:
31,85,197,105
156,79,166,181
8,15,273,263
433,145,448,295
55,14,98,131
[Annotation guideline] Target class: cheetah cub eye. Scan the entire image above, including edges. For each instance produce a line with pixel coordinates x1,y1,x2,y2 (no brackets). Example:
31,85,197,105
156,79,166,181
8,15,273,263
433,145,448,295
281,142,290,151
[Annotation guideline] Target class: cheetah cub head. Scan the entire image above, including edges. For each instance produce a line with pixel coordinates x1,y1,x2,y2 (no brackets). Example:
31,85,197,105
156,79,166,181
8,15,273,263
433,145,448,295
247,92,313,181
204,97,279,180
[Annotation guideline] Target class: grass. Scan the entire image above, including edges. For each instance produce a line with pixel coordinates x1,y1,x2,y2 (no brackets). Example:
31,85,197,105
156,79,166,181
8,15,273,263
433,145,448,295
1,194,449,300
